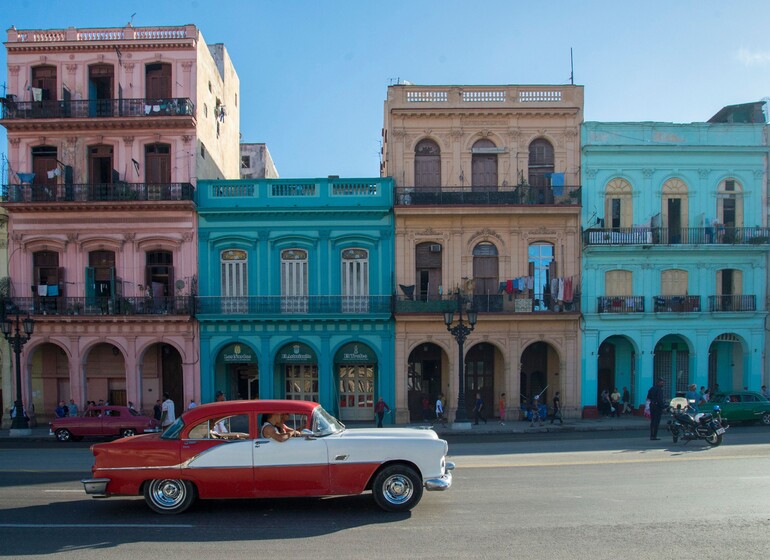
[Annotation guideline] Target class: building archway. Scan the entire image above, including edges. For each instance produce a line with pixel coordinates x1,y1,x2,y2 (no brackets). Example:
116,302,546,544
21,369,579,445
464,342,497,419
213,342,259,401
708,333,746,392
276,342,318,402
520,341,561,410
335,342,377,422
653,335,691,399
407,342,445,422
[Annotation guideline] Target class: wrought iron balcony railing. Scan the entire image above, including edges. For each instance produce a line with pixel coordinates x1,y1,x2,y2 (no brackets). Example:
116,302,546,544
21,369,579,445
194,296,392,316
653,295,701,313
2,182,194,203
597,296,645,314
708,295,756,312
583,227,770,246
395,294,580,314
395,185,581,206
4,296,194,317
1,97,195,120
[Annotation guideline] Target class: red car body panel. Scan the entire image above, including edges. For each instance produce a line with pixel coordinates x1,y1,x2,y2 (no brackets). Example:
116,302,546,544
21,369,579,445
51,406,158,439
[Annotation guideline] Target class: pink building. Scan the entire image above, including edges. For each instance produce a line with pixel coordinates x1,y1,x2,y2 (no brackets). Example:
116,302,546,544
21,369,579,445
0,24,240,425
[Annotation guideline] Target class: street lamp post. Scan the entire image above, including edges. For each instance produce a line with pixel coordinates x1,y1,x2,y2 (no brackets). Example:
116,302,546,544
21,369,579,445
1,311,35,434
444,290,477,427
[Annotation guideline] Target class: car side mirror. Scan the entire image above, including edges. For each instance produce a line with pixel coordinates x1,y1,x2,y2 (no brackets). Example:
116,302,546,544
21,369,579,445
301,428,314,439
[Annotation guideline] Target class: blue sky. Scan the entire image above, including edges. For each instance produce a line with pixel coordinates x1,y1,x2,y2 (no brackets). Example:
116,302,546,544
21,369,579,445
2,0,769,178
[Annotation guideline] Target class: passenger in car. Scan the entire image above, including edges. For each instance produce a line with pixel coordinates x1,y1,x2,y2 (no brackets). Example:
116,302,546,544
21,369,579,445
261,413,299,442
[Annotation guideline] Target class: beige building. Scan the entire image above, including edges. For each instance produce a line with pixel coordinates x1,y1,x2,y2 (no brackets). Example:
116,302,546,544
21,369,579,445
383,84,584,423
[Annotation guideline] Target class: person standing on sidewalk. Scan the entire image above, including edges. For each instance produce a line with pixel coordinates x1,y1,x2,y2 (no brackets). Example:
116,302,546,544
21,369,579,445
374,397,390,428
433,394,447,427
473,393,487,425
498,393,506,425
550,391,563,425
160,392,176,429
646,378,667,440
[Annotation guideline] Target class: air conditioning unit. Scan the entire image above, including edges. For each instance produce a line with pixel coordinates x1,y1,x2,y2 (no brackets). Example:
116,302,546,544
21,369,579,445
429,244,442,253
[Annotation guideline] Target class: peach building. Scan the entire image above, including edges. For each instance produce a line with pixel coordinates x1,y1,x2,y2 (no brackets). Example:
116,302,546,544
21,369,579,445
0,24,240,426
383,84,583,423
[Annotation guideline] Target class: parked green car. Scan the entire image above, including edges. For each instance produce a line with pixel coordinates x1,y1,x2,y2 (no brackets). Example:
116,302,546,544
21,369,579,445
706,391,770,425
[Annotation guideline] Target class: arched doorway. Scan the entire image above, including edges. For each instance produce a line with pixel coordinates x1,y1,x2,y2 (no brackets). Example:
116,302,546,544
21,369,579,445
597,336,636,409
277,342,318,401
708,333,744,392
214,342,258,400
335,342,376,422
520,341,559,410
139,342,185,415
84,342,126,406
465,343,495,419
28,342,69,424
407,343,444,422
653,335,690,399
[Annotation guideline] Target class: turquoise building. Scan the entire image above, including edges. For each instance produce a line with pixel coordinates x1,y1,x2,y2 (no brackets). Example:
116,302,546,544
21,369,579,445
581,114,769,416
196,178,395,423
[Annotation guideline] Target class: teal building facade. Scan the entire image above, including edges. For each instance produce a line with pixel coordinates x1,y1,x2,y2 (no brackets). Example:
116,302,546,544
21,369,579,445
581,119,769,416
196,178,395,423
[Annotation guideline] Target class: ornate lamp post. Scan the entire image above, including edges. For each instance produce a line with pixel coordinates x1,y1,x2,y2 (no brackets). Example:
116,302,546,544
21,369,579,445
443,290,477,426
1,311,35,433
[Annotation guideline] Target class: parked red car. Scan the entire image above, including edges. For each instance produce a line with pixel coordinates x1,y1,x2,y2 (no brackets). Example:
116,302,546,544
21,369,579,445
50,405,160,442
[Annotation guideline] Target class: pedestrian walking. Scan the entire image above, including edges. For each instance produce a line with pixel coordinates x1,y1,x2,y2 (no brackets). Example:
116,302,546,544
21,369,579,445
153,399,162,421
646,377,668,440
550,391,563,425
529,395,544,426
433,394,447,427
473,393,487,425
374,396,390,428
421,394,431,422
160,392,176,428
621,387,632,414
498,393,506,425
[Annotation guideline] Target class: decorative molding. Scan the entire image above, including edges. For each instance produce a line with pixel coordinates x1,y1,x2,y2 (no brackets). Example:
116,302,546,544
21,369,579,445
642,168,654,178
65,64,78,73
181,61,194,71
698,168,710,179
181,231,194,242
123,62,135,72
8,137,21,146
469,227,504,244
181,135,193,144
564,128,578,138
753,169,764,179
8,65,20,76
123,136,134,146
415,227,440,236
585,168,597,179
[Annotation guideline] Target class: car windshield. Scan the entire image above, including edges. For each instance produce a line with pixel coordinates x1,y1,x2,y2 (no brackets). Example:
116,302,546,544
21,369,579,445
311,406,345,437
709,394,728,404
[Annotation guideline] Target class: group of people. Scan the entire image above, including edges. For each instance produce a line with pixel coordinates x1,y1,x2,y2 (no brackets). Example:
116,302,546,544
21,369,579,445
54,398,80,418
598,387,633,417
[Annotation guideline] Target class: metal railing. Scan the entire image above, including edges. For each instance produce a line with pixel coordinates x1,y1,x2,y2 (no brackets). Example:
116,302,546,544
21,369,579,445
195,296,392,316
708,295,756,312
2,182,194,203
583,227,770,246
4,296,194,317
1,97,195,120
394,294,580,314
395,185,580,206
653,295,701,313
597,296,645,314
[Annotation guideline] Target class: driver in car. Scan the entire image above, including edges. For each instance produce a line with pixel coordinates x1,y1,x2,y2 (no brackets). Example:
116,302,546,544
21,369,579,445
261,412,301,442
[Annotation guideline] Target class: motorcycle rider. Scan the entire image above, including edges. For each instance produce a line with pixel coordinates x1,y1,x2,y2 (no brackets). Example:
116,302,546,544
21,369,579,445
647,377,667,441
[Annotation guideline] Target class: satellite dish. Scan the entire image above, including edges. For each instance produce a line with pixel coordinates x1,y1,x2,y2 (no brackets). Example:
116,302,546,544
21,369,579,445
175,279,185,290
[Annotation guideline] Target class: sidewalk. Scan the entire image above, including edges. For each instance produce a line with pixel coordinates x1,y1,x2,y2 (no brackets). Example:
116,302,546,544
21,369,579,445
1,414,649,440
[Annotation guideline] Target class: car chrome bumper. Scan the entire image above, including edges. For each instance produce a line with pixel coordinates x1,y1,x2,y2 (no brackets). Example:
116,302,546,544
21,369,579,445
81,478,110,497
425,462,454,491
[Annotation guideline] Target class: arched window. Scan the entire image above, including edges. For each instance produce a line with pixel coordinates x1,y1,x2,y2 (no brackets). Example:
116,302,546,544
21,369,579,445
341,248,369,312
716,179,743,236
221,249,248,313
473,242,499,302
414,139,440,188
472,139,497,192
661,178,688,243
281,249,308,313
528,243,554,310
528,139,554,187
604,178,633,229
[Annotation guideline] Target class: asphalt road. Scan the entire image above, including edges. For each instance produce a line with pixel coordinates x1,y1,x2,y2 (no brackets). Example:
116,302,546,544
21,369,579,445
1,427,769,560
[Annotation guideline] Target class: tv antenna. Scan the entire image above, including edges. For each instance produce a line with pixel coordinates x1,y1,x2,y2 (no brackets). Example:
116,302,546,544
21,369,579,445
569,48,574,85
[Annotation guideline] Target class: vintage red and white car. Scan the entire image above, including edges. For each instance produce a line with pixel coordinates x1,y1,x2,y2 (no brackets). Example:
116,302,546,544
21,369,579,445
50,405,160,442
82,399,453,514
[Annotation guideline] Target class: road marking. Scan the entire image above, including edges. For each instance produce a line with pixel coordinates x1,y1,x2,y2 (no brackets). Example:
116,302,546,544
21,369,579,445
0,523,193,528
43,489,83,493
454,453,768,469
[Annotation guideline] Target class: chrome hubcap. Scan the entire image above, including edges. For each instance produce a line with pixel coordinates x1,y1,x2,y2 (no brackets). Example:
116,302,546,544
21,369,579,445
383,474,413,504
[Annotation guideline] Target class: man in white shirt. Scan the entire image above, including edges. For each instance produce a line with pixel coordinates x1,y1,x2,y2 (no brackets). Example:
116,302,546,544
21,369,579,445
434,394,447,426
160,392,176,428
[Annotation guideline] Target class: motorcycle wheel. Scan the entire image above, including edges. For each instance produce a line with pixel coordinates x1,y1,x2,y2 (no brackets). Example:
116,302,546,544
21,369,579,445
704,431,723,447
672,434,678,443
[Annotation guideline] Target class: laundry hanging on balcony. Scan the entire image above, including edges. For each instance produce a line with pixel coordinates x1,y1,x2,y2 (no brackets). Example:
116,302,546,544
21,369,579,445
16,172,35,184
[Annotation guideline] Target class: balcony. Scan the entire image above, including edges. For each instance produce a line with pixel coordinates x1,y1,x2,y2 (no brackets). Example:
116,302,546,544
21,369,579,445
1,97,194,120
653,295,701,313
583,227,770,246
597,296,645,314
2,182,194,204
195,296,392,316
708,295,756,312
395,185,581,206
4,296,194,317
395,295,580,314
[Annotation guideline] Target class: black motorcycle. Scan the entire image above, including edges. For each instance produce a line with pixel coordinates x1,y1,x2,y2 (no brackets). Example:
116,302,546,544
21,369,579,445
667,397,728,447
